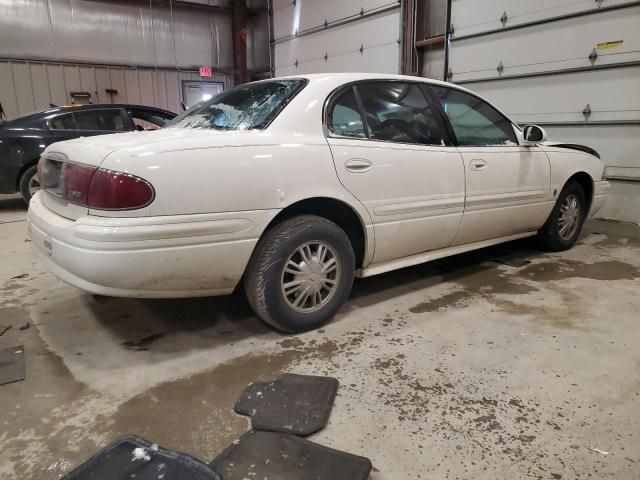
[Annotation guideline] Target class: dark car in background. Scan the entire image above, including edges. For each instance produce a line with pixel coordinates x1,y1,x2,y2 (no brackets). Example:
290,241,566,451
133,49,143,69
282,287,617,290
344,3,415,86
0,104,176,203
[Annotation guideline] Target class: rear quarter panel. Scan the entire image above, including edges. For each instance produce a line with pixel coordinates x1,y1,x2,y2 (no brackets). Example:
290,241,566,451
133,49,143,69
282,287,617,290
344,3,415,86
0,131,49,193
97,137,367,218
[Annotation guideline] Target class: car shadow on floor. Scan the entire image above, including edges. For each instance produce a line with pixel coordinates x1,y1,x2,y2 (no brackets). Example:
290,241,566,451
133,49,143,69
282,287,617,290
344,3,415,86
85,236,546,354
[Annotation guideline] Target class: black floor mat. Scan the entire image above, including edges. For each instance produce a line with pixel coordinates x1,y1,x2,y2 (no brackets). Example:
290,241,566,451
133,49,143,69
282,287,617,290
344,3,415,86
0,345,25,386
234,373,339,436
210,430,372,480
63,435,221,480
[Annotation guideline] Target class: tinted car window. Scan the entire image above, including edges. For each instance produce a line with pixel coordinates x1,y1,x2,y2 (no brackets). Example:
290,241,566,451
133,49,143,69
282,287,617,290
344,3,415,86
49,109,129,131
167,79,306,130
356,82,446,146
49,113,76,130
129,109,174,130
431,86,517,146
329,87,366,138
74,110,128,131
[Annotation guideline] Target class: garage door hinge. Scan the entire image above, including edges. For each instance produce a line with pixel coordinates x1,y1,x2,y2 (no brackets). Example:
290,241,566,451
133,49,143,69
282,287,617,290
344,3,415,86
589,48,598,65
359,44,364,54
595,0,603,7
497,61,504,76
324,52,328,62
447,67,453,81
500,11,508,27
583,104,592,121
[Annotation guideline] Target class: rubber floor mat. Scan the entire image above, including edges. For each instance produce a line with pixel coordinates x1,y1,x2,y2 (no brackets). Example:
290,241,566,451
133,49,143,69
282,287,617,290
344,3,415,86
234,373,339,435
63,435,221,480
0,345,25,386
210,430,372,480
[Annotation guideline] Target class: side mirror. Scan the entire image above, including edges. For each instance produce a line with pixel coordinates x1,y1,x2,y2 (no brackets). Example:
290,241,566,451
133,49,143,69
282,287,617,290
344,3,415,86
522,125,547,145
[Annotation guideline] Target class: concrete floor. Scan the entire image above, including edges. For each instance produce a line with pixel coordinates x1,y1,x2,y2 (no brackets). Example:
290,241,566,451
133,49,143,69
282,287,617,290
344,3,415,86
1,193,639,480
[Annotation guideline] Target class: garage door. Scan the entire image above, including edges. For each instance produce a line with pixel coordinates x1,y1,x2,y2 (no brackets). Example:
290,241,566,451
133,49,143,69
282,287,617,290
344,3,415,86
272,0,401,77
448,0,640,180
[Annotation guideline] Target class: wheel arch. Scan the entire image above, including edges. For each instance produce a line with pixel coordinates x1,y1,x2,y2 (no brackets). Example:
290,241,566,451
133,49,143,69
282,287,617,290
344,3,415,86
564,171,594,213
259,197,370,269
15,158,39,191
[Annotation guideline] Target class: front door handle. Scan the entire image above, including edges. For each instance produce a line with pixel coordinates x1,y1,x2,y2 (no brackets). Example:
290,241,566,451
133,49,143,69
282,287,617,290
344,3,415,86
345,158,373,173
470,159,488,171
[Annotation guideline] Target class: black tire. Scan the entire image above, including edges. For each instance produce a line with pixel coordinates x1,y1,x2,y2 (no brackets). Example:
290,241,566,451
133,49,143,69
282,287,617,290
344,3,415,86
18,165,39,203
244,215,355,333
537,180,587,252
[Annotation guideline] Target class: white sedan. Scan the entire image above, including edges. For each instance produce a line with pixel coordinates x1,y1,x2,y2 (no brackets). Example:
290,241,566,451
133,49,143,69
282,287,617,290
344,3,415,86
28,73,609,332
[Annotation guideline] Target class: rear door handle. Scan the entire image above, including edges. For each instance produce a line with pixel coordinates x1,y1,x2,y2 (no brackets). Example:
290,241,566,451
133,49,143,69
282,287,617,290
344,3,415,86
470,159,488,171
345,158,373,173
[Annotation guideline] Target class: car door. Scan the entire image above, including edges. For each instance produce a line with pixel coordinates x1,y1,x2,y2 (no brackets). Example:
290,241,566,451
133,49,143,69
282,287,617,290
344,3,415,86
325,81,465,265
429,86,551,245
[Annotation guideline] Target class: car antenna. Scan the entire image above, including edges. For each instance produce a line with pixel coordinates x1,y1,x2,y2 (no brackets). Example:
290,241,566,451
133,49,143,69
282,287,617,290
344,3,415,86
49,103,58,108
181,101,188,111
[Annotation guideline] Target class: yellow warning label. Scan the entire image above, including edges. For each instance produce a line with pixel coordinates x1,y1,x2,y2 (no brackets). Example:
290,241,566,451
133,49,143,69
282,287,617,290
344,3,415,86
596,40,624,50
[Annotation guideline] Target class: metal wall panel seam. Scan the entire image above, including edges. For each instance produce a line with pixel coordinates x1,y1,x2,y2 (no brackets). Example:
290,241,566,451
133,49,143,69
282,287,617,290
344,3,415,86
451,0,640,41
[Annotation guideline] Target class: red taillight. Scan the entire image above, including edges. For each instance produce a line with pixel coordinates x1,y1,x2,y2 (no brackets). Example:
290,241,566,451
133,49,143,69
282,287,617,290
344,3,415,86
50,161,154,210
88,169,155,210
64,163,96,206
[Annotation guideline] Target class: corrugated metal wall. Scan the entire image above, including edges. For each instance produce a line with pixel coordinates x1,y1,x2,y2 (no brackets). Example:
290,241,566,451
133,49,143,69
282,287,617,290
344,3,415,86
0,0,273,119
0,0,233,70
0,60,231,118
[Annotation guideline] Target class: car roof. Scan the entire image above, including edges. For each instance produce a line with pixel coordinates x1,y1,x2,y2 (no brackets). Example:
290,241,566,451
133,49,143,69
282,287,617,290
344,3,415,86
4,104,176,127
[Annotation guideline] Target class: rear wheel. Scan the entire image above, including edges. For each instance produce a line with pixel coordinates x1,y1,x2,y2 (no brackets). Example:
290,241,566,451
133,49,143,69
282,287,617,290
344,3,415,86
537,180,587,251
244,215,355,333
19,165,40,203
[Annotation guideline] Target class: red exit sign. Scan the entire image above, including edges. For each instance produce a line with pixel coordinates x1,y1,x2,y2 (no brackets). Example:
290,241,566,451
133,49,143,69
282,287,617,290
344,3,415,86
199,66,212,77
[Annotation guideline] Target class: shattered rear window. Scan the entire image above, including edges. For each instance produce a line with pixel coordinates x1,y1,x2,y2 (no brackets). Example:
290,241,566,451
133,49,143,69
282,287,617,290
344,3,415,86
166,79,307,131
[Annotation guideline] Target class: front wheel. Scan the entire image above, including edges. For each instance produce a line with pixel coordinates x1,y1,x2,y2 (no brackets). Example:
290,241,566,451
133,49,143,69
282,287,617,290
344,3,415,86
244,215,355,333
19,165,40,203
537,180,587,251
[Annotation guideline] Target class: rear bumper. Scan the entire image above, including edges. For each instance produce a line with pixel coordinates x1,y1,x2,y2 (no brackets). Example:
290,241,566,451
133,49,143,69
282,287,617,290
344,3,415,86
27,192,278,298
589,180,610,218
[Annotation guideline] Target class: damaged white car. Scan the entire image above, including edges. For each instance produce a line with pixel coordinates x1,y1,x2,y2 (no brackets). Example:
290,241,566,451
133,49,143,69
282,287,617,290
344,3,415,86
27,73,609,332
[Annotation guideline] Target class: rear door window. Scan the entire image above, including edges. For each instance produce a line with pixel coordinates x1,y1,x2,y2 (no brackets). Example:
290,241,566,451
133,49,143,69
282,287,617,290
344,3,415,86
49,113,76,130
49,109,131,131
355,82,446,146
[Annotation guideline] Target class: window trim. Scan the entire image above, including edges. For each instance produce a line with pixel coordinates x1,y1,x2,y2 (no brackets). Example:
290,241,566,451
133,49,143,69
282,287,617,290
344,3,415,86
425,85,522,147
323,79,454,148
47,107,134,132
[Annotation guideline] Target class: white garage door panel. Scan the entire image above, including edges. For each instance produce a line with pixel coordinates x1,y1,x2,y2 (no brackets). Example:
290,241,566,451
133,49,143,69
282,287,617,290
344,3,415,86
273,0,395,40
298,0,394,33
545,125,640,173
468,66,640,124
451,0,637,38
273,0,295,39
275,10,400,76
450,7,640,82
